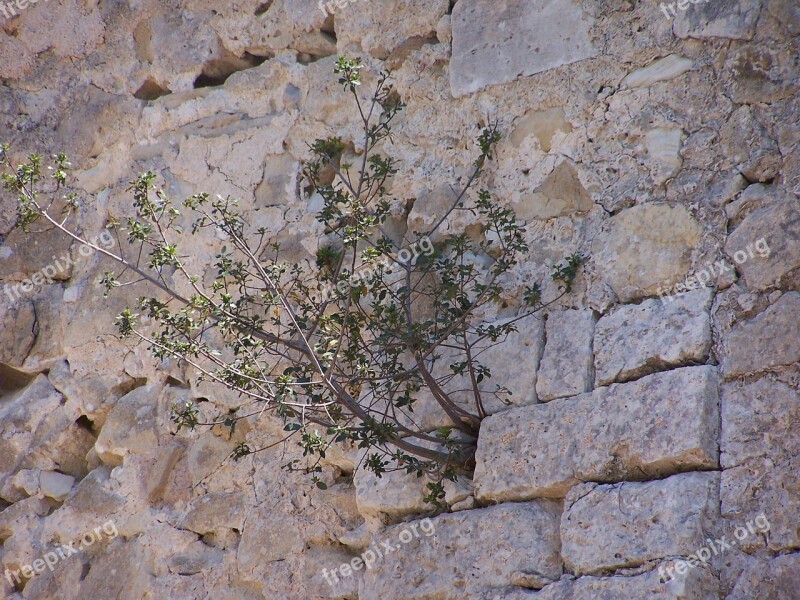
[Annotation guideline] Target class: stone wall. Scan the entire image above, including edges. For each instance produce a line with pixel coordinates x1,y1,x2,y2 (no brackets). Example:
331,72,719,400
1,0,799,598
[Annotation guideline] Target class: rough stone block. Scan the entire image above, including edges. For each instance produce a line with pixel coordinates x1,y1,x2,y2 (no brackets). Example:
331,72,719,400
561,472,720,575
594,288,712,386
450,0,596,96
335,0,448,59
475,366,719,502
721,375,800,552
674,0,761,41
361,502,562,599
722,292,800,378
727,553,800,600
591,204,702,302
536,309,596,401
724,190,800,291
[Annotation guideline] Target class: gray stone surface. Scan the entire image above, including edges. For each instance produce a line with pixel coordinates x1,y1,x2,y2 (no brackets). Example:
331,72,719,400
561,472,720,575
591,204,702,303
724,189,800,291
721,292,800,378
361,502,562,599
475,366,719,502
594,288,712,386
674,0,761,41
536,309,596,401
727,553,800,600
450,0,596,96
721,374,800,552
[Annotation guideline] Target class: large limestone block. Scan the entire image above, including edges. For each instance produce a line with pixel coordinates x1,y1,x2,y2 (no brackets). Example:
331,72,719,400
727,553,800,600
450,0,596,96
178,492,246,536
561,472,720,575
591,204,702,302
721,375,800,552
475,366,719,502
724,190,800,291
361,502,562,599
0,296,36,368
721,292,800,378
536,309,596,401
0,376,64,480
594,288,712,386
674,0,761,40
94,384,161,466
335,0,448,59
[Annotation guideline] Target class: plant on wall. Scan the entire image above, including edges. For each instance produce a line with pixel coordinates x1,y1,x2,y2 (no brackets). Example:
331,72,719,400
1,56,582,506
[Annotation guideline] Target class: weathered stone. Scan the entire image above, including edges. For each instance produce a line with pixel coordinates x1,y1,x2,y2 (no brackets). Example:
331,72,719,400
0,296,36,368
591,204,702,302
721,292,800,378
361,502,562,599
721,375,800,552
645,127,684,183
335,0,448,59
450,0,596,96
494,564,718,599
475,366,719,502
727,553,800,600
0,376,64,481
536,309,596,401
724,191,800,291
518,160,593,221
510,107,573,153
674,0,761,40
39,470,75,502
561,473,720,575
178,492,245,536
621,54,694,89
94,384,160,466
594,288,713,386
719,105,781,183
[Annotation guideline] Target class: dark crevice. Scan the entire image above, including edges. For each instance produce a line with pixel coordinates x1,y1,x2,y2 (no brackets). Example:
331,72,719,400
133,78,172,101
254,0,273,15
193,52,270,89
0,363,35,396
321,12,336,37
75,414,95,434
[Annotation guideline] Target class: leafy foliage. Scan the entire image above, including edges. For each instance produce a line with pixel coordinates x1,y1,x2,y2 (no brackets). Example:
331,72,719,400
0,58,583,506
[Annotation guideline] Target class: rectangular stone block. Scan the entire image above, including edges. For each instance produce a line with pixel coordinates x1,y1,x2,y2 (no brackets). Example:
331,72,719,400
594,288,712,386
360,502,562,599
561,472,720,575
475,366,719,502
450,0,596,96
722,292,800,378
721,375,800,552
536,309,595,401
